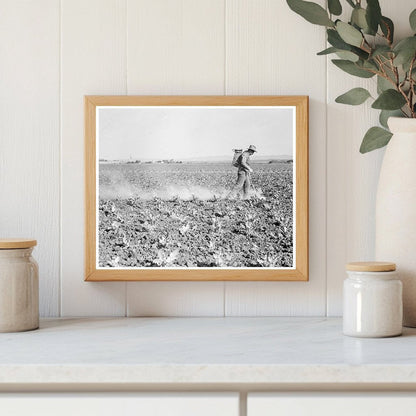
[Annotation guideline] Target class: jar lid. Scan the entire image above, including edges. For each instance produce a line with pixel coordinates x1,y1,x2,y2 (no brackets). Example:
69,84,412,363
0,239,37,249
346,261,396,272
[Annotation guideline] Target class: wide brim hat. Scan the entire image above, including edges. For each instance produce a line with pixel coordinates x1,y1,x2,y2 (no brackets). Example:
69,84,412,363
247,145,257,152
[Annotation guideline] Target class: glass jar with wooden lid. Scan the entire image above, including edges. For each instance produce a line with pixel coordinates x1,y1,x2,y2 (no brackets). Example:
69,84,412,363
0,239,38,332
343,261,402,338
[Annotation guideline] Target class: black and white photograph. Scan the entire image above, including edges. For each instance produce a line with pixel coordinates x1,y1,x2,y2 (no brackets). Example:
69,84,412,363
97,104,296,269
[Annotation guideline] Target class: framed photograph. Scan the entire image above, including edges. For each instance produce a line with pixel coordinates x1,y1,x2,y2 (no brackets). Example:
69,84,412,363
85,96,308,281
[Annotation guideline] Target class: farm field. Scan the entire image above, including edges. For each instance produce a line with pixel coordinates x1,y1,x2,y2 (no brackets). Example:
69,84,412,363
98,162,293,268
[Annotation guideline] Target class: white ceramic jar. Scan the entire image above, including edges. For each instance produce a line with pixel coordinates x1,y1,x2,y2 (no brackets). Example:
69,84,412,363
0,239,39,332
343,262,402,338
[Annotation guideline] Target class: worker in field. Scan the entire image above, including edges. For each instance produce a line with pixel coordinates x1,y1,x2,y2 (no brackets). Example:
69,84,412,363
228,145,257,199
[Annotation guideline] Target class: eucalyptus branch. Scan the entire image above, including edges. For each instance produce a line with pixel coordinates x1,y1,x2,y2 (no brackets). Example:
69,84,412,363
409,56,416,117
287,0,416,152
397,80,413,117
360,43,372,54
376,58,398,88
391,60,400,86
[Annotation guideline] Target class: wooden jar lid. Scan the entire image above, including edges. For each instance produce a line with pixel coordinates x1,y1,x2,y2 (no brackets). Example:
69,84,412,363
346,261,396,272
0,239,37,249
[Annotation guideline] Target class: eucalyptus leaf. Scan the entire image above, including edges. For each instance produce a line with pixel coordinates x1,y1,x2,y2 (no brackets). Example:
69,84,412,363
287,0,334,27
332,59,375,78
402,58,414,73
372,89,406,110
372,45,391,58
335,50,359,62
317,46,358,61
394,36,416,51
336,21,363,47
366,0,382,34
360,127,392,153
317,46,338,55
379,110,402,129
351,7,369,32
393,36,416,67
410,9,416,32
363,59,379,71
328,0,342,16
335,87,371,105
327,29,368,59
380,65,402,84
377,76,392,94
327,28,351,49
380,16,394,43
350,45,369,60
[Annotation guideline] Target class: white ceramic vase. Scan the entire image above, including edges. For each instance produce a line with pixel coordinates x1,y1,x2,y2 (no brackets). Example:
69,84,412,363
375,117,416,327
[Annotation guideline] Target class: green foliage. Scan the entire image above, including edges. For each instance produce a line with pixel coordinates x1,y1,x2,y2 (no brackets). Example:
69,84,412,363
317,46,338,55
377,75,392,94
410,9,416,32
336,21,363,47
393,37,416,68
332,59,375,78
328,0,342,16
335,88,371,105
285,0,416,153
372,45,391,58
380,16,394,44
336,50,359,62
351,7,369,33
287,0,334,27
360,127,392,153
372,90,407,110
379,110,402,129
327,29,349,49
366,0,382,34
317,45,359,61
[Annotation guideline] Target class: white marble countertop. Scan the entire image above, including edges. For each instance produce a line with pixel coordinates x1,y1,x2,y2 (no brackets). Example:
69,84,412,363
0,317,416,389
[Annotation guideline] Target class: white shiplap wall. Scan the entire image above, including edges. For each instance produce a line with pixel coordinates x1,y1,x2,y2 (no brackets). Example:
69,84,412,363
0,0,412,317
0,0,60,317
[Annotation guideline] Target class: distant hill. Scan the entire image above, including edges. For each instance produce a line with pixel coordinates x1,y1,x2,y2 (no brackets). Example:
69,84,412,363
99,155,293,164
181,155,293,162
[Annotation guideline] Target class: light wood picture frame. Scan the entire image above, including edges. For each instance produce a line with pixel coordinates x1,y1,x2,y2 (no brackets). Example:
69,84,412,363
85,96,308,281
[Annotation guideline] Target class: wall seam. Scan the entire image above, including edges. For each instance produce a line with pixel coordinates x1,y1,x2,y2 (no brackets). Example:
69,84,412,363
224,0,227,97
223,0,227,317
325,54,329,317
239,391,247,416
125,0,129,317
324,3,329,317
59,0,63,318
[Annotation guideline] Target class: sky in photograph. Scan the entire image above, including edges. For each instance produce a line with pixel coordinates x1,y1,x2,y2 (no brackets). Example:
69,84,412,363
98,106,294,160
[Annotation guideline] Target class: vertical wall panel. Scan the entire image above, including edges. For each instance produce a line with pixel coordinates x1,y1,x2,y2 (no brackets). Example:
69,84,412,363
326,0,416,316
61,0,127,316
224,0,327,315
127,0,226,95
126,0,226,316
0,0,60,317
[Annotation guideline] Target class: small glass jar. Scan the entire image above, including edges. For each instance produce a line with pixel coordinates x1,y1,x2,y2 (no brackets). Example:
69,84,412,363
0,239,39,332
343,262,402,338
